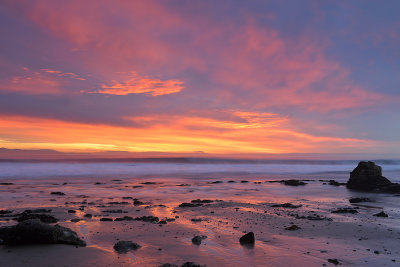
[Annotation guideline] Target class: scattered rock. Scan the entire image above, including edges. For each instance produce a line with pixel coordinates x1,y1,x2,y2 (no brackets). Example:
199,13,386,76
140,182,157,185
0,182,14,185
191,218,203,222
100,218,113,221
331,208,359,214
114,216,134,221
50,192,65,196
349,197,372,203
67,210,76,213
70,218,81,222
327,258,340,265
84,214,92,218
0,219,86,246
373,211,388,217
328,180,346,186
227,180,236,183
271,203,302,208
133,200,144,205
102,209,126,213
281,180,307,186
285,225,301,231
176,184,191,187
239,232,255,245
0,210,13,215
191,235,207,245
179,203,203,208
240,180,249,183
347,161,400,193
14,212,58,223
208,181,223,184
159,264,178,267
191,199,214,204
134,216,159,223
113,241,141,253
107,201,129,205
181,262,206,267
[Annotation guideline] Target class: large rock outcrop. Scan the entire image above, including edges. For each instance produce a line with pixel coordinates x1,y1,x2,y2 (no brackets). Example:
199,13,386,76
347,161,400,193
0,219,86,246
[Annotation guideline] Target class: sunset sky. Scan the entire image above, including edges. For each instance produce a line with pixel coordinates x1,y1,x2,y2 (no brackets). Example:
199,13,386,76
0,0,399,156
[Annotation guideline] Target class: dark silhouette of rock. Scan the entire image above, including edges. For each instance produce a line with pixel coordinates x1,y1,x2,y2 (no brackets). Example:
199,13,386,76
50,191,65,195
191,199,213,204
239,232,255,245
13,212,58,223
100,218,113,221
282,179,307,186
114,216,134,221
373,211,388,217
191,235,207,245
113,241,141,253
285,225,301,231
271,203,302,208
0,210,13,215
0,219,86,246
349,197,372,203
347,161,400,192
159,264,178,267
327,258,340,265
331,208,359,214
179,203,203,208
134,216,159,222
181,262,206,267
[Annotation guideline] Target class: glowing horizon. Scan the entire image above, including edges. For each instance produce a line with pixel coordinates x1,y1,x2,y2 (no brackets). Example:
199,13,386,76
0,1,399,156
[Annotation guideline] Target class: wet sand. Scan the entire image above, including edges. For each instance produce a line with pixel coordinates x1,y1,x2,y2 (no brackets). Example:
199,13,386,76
1,176,400,266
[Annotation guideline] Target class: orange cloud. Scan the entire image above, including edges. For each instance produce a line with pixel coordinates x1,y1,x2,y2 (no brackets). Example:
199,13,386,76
0,111,377,155
88,72,183,96
0,71,61,95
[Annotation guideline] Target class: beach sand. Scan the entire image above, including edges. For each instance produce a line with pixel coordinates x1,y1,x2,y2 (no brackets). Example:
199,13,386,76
1,176,400,266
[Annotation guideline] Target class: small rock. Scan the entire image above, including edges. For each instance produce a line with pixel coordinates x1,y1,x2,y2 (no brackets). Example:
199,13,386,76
373,211,388,217
239,232,255,245
179,203,203,208
327,259,340,265
282,180,307,186
67,210,76,213
159,264,178,267
285,225,301,231
181,262,206,267
70,218,81,223
50,192,65,196
349,197,372,203
113,241,141,253
114,216,134,221
191,235,207,245
331,208,358,214
100,218,113,221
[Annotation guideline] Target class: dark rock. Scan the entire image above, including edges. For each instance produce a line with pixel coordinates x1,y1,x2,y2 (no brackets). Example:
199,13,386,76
113,241,141,253
14,212,58,223
179,203,203,208
331,208,359,214
240,180,249,183
102,209,126,213
100,218,113,221
0,219,86,246
0,182,14,185
140,182,157,185
285,225,301,231
191,199,213,204
373,211,388,217
68,210,76,213
327,258,340,265
181,262,206,267
159,220,167,224
227,180,236,183
208,181,223,184
0,210,13,215
133,200,144,205
328,180,345,186
349,197,372,203
191,218,203,222
114,216,134,221
176,184,191,186
159,264,178,267
70,218,81,222
347,161,397,192
134,216,159,222
30,209,51,213
107,201,129,205
84,214,93,218
239,232,255,245
50,192,65,196
271,203,302,208
191,235,207,245
282,180,307,186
